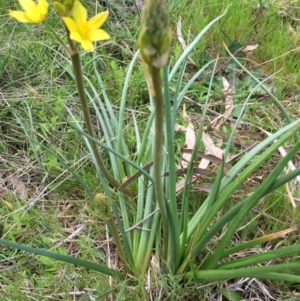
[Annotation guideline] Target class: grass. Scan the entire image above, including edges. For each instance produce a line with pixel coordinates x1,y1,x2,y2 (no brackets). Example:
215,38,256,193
1,0,300,299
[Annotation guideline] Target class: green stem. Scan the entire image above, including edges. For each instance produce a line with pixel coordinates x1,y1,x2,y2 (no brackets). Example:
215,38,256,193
69,46,134,197
150,65,168,270
107,213,133,275
44,22,69,53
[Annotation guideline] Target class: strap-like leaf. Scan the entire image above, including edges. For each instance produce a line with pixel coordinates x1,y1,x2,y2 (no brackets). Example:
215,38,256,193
0,239,125,280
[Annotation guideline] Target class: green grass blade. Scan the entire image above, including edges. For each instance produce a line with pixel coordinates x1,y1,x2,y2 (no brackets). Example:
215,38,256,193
15,101,43,169
268,168,300,192
208,156,225,205
130,111,141,177
177,121,300,273
169,6,229,82
0,239,125,280
111,201,134,266
219,244,300,269
175,59,217,113
222,72,278,161
82,87,130,231
183,167,300,268
82,80,123,181
40,100,153,183
178,122,203,258
83,76,116,143
140,209,161,275
70,115,153,181
163,65,180,271
184,70,278,225
223,225,300,260
206,139,300,268
186,118,300,241
171,58,187,128
64,106,112,194
184,263,300,283
117,50,140,156
184,72,281,258
135,186,158,273
137,111,155,166
224,43,299,139
93,57,118,125
132,176,146,257
23,132,93,200
179,57,218,259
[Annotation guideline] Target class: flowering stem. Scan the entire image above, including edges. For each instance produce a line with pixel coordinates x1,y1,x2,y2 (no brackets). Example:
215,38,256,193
69,45,134,197
150,65,169,270
106,212,133,275
44,22,69,53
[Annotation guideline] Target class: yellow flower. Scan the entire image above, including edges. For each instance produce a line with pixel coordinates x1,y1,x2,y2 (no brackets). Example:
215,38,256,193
62,0,110,52
9,0,48,23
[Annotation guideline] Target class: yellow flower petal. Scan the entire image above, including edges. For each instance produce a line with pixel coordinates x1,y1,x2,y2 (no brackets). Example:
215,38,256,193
62,17,78,32
38,0,48,16
88,29,110,41
19,0,36,12
70,31,83,43
88,11,109,31
64,0,110,52
9,10,32,22
81,39,94,52
9,0,48,23
63,17,83,42
72,0,87,26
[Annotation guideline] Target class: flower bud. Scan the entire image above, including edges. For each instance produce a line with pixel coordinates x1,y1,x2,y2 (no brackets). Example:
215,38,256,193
52,0,75,16
93,193,112,220
138,0,171,68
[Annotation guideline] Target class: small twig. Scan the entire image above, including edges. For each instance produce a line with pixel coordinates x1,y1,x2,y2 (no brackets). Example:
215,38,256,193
285,167,297,208
50,224,86,250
